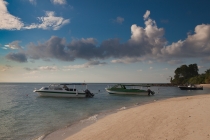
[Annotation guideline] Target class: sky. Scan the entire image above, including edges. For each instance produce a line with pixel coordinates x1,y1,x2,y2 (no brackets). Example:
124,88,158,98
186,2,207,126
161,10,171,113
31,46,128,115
0,0,210,83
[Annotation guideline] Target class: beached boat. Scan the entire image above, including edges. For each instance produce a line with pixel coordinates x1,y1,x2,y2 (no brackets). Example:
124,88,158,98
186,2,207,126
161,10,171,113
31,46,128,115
33,83,94,98
178,84,203,90
105,84,155,95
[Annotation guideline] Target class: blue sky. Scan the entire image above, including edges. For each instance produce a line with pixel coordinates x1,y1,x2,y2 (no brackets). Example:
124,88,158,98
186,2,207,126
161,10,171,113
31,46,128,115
0,0,210,83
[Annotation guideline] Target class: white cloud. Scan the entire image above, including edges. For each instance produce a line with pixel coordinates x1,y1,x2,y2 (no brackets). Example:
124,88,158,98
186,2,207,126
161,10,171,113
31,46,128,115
4,9,210,65
51,0,66,5
24,11,70,30
0,1,69,30
38,66,59,71
4,41,22,49
0,0,24,30
149,67,153,70
130,15,165,44
161,24,210,58
143,10,150,20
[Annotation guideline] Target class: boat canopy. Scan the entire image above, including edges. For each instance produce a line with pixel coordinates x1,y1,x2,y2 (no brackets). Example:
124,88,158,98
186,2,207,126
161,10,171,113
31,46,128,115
119,84,150,87
59,83,87,85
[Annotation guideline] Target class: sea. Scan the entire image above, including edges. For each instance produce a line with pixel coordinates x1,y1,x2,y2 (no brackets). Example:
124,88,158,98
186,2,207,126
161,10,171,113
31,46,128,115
1,83,210,140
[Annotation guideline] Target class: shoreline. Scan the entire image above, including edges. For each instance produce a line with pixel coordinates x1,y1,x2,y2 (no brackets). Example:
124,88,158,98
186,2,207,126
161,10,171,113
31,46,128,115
41,84,210,140
42,98,158,140
64,94,210,140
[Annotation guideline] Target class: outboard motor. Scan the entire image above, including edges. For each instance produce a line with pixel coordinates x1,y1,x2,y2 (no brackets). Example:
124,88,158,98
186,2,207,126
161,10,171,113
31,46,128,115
85,89,94,98
148,89,155,96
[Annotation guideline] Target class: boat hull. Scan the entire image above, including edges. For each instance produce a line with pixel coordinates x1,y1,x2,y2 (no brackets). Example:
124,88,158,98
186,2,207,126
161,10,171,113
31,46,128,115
178,86,203,90
105,88,148,95
34,90,86,98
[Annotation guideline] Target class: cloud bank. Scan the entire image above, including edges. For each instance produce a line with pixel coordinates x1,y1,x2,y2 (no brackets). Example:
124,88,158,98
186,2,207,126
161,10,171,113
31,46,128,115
4,10,210,65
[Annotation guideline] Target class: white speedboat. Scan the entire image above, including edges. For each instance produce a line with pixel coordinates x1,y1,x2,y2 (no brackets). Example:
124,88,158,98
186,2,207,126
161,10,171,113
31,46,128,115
105,84,155,96
33,83,94,98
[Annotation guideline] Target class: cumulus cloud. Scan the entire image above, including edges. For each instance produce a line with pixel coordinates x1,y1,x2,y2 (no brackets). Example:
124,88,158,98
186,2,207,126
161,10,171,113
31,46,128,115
51,0,66,5
5,52,27,63
161,24,210,58
4,10,210,65
0,1,69,30
24,11,70,30
0,0,24,30
4,41,22,50
3,10,167,63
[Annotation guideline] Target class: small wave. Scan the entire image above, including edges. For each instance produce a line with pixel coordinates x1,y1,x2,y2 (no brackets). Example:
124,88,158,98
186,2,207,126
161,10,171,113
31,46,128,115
118,106,126,110
80,114,98,123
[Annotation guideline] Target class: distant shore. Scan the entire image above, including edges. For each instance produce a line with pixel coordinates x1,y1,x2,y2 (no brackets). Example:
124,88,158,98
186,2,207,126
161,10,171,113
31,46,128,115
151,83,210,88
63,94,210,140
200,84,210,88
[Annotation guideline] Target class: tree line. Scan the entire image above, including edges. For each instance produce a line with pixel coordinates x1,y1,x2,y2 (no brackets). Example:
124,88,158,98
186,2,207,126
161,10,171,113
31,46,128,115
170,64,210,85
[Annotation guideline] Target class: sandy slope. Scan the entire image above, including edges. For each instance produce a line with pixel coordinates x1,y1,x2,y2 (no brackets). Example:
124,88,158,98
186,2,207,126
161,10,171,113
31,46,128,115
65,94,210,140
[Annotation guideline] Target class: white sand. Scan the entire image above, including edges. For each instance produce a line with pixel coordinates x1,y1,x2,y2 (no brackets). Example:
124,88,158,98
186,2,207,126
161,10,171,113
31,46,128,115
65,94,210,140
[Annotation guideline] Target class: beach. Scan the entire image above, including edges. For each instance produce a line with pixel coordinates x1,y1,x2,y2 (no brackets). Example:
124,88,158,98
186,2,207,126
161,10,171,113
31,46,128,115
60,94,210,140
41,84,210,140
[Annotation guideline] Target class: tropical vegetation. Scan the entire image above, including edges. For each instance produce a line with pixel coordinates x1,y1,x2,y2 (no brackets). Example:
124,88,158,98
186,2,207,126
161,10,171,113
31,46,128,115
170,64,210,85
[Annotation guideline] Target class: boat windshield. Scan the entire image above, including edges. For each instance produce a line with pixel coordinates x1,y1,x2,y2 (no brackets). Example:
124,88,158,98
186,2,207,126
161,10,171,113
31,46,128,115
49,84,63,90
112,84,126,89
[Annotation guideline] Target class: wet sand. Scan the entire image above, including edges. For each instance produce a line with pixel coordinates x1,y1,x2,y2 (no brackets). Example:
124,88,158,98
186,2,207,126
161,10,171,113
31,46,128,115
64,94,210,140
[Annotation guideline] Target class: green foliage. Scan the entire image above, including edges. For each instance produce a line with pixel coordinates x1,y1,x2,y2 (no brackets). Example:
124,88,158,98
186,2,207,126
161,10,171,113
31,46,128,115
171,65,210,84
188,74,205,84
204,69,210,84
171,64,198,84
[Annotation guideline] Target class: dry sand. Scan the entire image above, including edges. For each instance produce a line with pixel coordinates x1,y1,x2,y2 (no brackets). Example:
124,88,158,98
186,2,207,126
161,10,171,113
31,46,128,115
65,94,210,140
200,84,210,88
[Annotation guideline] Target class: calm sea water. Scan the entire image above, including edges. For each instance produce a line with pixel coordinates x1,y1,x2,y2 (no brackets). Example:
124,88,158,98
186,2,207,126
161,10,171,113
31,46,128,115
0,83,210,140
